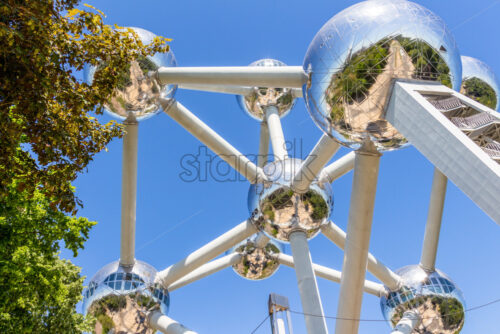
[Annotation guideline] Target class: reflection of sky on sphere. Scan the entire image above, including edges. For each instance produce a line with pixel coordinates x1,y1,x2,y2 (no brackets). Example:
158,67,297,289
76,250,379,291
380,265,465,326
83,27,177,121
82,260,169,316
303,0,461,146
461,56,500,111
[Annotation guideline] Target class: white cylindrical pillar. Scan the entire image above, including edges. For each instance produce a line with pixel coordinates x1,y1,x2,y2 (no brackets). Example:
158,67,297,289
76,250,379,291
155,220,257,287
289,230,329,334
420,168,447,272
391,310,420,334
292,134,340,193
335,142,381,334
265,106,288,161
120,119,138,268
258,122,270,167
318,151,355,184
162,100,266,183
321,222,401,291
148,311,197,334
168,253,242,292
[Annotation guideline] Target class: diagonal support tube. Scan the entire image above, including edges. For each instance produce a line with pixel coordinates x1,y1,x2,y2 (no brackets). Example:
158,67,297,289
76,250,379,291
335,142,381,334
148,311,197,334
265,105,288,161
155,220,257,288
420,168,447,272
321,222,401,291
292,134,340,193
156,66,308,88
289,230,329,334
161,99,266,183
120,119,138,268
168,253,242,292
274,253,386,297
318,151,356,184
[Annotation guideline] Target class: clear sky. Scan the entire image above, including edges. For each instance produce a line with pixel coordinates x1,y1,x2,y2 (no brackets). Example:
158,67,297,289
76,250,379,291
69,0,500,333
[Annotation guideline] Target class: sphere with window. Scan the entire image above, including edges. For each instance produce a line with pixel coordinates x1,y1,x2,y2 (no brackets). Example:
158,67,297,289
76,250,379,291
82,260,169,334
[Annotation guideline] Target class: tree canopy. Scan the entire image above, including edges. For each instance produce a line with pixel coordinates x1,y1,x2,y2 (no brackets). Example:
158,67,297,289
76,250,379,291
0,0,170,214
0,178,95,333
0,1,173,332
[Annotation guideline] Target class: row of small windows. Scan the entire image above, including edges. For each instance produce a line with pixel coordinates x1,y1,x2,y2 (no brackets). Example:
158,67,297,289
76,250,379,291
104,272,144,283
385,278,456,308
425,277,455,294
84,275,169,306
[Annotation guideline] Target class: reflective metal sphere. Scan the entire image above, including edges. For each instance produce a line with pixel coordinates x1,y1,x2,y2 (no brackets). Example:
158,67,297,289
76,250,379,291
228,233,283,280
303,0,461,151
237,59,296,120
248,159,333,242
84,27,177,121
461,56,499,111
82,260,169,334
381,265,465,333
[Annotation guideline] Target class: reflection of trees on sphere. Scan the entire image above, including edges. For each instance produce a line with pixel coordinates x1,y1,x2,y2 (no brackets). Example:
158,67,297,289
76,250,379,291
84,27,177,121
303,0,461,151
460,56,500,111
248,159,333,242
461,78,497,110
229,234,283,280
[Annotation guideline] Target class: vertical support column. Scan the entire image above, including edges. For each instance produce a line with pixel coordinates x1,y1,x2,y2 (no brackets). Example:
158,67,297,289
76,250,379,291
258,121,270,167
289,230,328,334
265,105,288,161
420,168,447,272
120,118,139,268
335,141,381,334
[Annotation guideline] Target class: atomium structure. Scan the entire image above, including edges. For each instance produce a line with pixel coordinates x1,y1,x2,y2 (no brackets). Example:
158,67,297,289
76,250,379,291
82,1,500,333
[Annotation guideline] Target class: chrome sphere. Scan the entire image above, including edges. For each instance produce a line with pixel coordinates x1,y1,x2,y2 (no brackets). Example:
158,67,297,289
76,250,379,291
227,233,283,280
381,265,465,333
82,260,169,334
84,27,177,121
248,159,333,242
303,0,461,151
237,59,296,121
461,56,499,111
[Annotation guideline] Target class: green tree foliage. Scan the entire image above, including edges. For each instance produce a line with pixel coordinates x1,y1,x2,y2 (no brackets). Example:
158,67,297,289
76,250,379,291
0,1,173,332
462,77,498,110
0,180,95,333
0,0,171,214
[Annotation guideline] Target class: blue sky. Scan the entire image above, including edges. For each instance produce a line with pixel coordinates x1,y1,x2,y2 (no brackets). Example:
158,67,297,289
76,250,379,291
69,0,500,333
